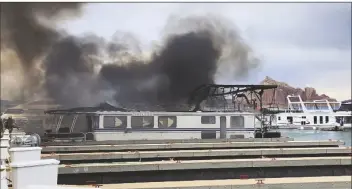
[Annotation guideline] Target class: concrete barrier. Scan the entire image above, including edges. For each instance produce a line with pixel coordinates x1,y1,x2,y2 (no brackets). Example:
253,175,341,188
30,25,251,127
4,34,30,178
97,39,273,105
42,140,345,153
62,176,352,189
1,130,10,161
0,130,10,189
58,156,351,174
9,147,42,162
9,147,60,189
11,159,60,189
42,147,352,161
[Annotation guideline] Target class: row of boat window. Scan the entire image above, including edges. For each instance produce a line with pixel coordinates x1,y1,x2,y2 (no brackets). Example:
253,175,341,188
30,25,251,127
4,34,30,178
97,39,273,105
102,116,245,129
278,116,330,124
313,116,329,124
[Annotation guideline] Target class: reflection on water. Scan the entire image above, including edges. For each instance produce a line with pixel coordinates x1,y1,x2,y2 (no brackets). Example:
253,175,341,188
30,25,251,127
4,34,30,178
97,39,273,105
274,129,352,146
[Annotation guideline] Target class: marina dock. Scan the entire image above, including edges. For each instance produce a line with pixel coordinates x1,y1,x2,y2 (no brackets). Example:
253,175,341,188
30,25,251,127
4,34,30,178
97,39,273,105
39,139,352,186
42,147,351,162
41,140,345,153
58,156,351,174
42,137,294,146
63,176,351,189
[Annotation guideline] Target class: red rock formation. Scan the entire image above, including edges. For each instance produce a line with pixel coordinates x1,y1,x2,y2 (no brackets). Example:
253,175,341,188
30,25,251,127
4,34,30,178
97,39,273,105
260,76,336,109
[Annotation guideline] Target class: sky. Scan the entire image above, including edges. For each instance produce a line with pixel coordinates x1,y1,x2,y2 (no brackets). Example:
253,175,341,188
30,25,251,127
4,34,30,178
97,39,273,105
58,3,351,101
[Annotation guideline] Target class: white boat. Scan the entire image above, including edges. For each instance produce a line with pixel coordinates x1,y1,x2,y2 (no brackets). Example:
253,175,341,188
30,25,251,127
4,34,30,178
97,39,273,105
335,100,352,130
272,95,351,130
63,111,260,141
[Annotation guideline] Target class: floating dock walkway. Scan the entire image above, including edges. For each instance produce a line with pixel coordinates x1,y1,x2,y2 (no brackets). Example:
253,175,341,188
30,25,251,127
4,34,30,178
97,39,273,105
42,140,345,153
58,156,351,174
40,139,352,186
43,137,294,146
42,147,351,162
63,176,351,189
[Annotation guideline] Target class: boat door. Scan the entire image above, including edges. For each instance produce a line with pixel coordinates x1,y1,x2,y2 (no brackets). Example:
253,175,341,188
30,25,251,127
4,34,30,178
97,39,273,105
220,116,227,139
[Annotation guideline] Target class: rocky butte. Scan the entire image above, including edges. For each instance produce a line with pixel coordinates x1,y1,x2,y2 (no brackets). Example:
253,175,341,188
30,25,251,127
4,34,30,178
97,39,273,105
261,76,336,109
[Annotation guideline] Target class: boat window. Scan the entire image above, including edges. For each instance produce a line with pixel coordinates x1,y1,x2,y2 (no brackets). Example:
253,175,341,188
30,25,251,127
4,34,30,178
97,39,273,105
131,116,154,129
88,116,100,129
319,116,323,124
103,116,127,129
4,109,24,114
278,116,281,120
314,116,317,124
25,109,44,114
92,116,100,129
44,115,60,130
302,116,306,119
201,116,216,124
158,116,177,128
230,116,244,128
60,115,76,128
325,116,329,123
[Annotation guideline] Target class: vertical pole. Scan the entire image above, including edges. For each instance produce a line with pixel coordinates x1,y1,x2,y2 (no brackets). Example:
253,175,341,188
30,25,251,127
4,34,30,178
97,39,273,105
259,90,264,138
220,116,227,139
1,129,10,189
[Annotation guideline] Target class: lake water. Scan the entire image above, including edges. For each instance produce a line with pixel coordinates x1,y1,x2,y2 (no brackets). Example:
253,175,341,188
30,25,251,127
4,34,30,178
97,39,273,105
274,129,352,146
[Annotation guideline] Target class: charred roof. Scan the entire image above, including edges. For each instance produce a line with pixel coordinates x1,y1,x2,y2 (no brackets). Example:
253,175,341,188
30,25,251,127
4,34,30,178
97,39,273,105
45,102,128,114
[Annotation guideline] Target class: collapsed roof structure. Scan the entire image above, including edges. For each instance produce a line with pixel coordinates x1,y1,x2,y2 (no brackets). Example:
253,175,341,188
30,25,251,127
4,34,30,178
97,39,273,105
45,84,278,114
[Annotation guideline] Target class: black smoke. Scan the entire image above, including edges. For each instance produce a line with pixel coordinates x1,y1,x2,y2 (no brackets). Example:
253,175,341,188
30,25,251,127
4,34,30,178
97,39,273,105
1,2,83,99
1,3,258,110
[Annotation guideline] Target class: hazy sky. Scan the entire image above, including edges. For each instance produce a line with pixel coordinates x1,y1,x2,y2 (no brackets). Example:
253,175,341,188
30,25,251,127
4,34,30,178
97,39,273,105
59,3,351,100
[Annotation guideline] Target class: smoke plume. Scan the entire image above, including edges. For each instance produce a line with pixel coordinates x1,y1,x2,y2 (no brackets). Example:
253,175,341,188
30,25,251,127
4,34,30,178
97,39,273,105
1,3,259,110
1,2,83,99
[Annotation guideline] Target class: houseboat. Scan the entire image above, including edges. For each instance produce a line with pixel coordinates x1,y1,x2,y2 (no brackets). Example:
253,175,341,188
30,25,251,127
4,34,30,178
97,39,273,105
272,95,351,130
1,84,281,141
46,108,262,141
335,99,352,130
42,84,280,142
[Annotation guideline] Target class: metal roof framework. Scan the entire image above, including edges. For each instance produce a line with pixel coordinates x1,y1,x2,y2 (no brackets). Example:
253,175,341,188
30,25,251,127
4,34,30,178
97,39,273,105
188,84,278,112
45,102,128,115
45,84,278,115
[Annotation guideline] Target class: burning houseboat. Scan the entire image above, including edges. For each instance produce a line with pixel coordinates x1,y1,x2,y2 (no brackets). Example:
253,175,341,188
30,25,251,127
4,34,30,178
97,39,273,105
41,84,279,142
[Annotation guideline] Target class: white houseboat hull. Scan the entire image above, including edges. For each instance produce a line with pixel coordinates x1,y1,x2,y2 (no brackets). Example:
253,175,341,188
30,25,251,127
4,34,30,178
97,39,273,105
91,112,258,141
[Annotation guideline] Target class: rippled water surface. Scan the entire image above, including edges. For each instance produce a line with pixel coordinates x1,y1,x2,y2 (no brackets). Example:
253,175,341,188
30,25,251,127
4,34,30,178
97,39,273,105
274,129,352,146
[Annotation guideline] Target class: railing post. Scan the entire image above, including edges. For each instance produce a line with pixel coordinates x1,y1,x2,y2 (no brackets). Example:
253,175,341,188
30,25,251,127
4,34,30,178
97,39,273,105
1,129,10,189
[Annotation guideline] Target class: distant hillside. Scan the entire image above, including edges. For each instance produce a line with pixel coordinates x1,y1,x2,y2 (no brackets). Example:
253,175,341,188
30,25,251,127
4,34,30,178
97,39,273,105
261,76,336,109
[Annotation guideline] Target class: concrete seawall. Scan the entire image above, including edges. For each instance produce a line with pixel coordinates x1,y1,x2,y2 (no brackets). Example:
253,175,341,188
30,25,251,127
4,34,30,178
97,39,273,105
58,156,351,174
42,140,345,153
43,147,351,161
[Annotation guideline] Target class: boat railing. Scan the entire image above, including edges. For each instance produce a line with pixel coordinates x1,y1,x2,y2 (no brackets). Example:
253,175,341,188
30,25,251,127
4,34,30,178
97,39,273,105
44,131,86,142
286,95,341,113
